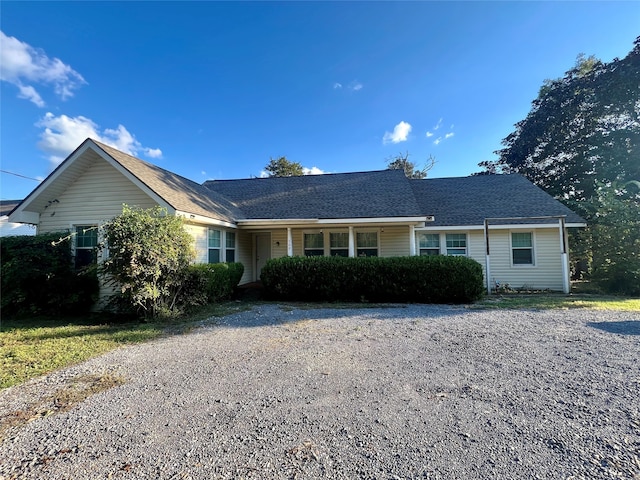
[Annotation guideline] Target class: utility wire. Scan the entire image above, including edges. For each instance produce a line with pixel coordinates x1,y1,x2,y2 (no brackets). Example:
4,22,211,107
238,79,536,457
0,169,41,181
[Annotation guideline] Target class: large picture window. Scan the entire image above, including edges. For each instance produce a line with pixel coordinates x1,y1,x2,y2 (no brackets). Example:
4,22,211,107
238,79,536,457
74,225,98,269
304,232,324,256
446,233,467,256
512,232,534,265
356,232,378,257
330,232,349,257
418,233,440,256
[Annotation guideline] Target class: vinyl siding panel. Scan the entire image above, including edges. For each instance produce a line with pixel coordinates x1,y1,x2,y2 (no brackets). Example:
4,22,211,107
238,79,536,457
38,160,158,234
379,226,410,257
237,231,253,284
272,229,288,258
185,223,208,264
483,228,564,291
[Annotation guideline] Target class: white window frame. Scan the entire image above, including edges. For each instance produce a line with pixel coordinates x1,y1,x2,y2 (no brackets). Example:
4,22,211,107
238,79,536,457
445,233,467,256
329,230,349,257
303,231,325,257
225,231,236,263
356,230,379,257
208,228,222,263
510,231,536,267
72,224,99,269
418,232,441,256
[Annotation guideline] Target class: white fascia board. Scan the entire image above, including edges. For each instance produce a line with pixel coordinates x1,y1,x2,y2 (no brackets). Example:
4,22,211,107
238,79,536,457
8,210,39,224
416,222,586,231
238,216,432,229
176,211,236,229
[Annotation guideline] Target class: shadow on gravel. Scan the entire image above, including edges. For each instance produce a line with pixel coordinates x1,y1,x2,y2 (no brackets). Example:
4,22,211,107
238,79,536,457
587,320,640,336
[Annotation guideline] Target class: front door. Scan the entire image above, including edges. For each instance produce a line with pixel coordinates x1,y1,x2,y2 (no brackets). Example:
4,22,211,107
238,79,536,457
255,233,271,281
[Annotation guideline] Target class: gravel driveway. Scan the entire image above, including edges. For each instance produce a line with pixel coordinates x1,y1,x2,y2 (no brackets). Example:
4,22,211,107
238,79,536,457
1,304,639,479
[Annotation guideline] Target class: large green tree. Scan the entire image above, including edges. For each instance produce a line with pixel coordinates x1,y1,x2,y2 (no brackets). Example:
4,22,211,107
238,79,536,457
480,38,640,294
264,156,304,177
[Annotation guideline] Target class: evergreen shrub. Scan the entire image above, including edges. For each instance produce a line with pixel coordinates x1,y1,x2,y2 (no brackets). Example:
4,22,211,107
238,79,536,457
260,255,484,304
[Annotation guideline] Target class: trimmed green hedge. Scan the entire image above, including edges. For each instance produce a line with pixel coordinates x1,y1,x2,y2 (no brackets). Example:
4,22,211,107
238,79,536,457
260,255,484,304
181,262,245,307
1,233,99,316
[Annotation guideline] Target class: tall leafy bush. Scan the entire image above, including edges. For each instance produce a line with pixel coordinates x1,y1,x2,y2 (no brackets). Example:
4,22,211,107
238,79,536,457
1,233,99,316
102,206,195,318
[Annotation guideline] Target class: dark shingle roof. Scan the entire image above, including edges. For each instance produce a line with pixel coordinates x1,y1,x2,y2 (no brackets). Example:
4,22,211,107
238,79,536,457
410,174,585,226
94,141,244,223
203,169,424,219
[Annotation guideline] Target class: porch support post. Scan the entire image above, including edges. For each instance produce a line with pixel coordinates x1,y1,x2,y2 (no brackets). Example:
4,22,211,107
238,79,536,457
559,217,570,293
484,218,492,294
409,225,416,256
348,226,355,257
287,227,293,256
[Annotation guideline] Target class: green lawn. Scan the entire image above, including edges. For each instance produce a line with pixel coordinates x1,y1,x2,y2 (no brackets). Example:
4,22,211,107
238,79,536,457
474,294,640,311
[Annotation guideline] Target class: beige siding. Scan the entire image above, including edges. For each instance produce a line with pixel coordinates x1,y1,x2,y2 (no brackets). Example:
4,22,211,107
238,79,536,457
380,226,410,257
272,229,289,258
38,160,158,233
236,230,253,284
483,228,564,291
184,223,209,264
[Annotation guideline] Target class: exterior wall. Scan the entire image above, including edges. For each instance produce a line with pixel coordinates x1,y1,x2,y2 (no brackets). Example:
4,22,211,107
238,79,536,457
482,228,564,291
416,227,565,292
236,230,253,284
38,160,158,234
380,226,410,257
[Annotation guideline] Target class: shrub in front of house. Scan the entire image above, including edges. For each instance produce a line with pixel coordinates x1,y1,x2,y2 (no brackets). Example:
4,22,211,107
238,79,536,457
260,255,484,303
0,233,99,316
181,262,245,308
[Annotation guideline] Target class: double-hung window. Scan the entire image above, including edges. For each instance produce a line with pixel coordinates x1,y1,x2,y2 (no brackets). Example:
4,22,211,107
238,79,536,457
418,233,440,256
208,228,221,263
356,232,378,257
446,233,467,256
512,232,534,265
330,232,349,257
75,225,98,269
226,232,236,263
304,232,324,256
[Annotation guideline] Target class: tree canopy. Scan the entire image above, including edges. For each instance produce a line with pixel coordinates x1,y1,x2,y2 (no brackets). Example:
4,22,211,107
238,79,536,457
481,37,639,204
386,151,435,179
480,38,640,294
264,156,304,177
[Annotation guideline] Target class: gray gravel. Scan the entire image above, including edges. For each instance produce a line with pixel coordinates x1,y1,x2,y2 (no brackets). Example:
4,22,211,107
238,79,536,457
1,304,639,479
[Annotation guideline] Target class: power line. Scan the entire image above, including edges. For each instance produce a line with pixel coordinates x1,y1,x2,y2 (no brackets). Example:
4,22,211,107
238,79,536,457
0,169,41,181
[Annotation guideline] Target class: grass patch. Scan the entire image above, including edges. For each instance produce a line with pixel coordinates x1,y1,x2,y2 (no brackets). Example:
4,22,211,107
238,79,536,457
474,294,640,311
0,302,253,390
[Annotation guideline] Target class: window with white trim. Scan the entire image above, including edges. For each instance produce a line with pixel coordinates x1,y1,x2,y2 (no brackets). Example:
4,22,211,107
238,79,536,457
356,231,378,257
512,232,534,265
304,232,324,256
226,231,236,263
446,233,467,256
330,232,349,257
208,228,221,263
418,233,440,256
74,225,98,269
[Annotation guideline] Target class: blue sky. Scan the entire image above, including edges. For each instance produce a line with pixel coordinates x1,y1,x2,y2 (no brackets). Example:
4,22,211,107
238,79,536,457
1,1,639,200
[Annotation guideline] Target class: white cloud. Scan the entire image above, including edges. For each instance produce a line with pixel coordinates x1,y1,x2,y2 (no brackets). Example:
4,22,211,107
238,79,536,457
433,118,443,130
348,81,363,92
425,131,434,138
433,137,442,145
445,132,455,139
383,121,412,145
333,82,342,89
37,112,162,165
0,31,86,106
